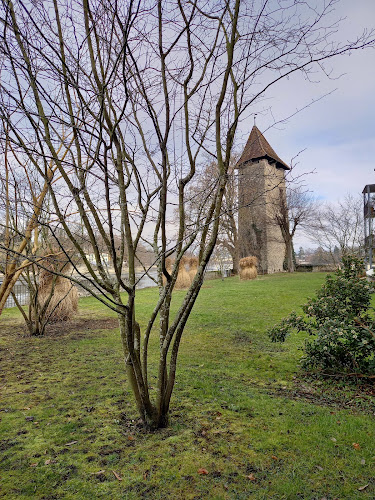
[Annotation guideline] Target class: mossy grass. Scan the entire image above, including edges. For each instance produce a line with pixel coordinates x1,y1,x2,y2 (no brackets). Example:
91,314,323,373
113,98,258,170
1,273,374,499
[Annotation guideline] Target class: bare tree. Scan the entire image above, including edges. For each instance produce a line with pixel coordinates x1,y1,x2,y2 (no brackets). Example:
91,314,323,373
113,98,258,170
217,159,240,274
183,157,239,273
270,185,318,272
0,124,73,313
11,249,77,337
0,0,373,429
210,244,232,278
310,194,364,263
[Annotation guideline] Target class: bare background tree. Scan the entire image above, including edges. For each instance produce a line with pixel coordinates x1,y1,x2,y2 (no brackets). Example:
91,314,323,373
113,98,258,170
309,194,364,264
216,159,240,274
183,156,239,273
270,184,318,272
0,121,73,313
0,0,374,429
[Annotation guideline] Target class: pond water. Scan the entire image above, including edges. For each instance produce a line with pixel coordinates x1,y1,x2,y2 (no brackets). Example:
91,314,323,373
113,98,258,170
1,270,158,309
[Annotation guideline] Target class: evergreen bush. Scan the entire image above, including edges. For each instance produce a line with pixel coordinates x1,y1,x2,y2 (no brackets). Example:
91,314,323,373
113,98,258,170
268,256,375,375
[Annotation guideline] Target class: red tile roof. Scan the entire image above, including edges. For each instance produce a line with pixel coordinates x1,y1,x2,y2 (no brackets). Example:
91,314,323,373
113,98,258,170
237,126,289,170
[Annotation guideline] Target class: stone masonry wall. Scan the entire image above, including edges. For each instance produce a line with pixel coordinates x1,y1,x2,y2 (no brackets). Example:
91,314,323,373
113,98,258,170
264,162,286,273
238,159,268,273
238,158,286,274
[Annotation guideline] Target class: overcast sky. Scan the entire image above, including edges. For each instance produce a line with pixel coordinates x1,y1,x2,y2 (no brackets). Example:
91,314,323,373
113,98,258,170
235,0,375,248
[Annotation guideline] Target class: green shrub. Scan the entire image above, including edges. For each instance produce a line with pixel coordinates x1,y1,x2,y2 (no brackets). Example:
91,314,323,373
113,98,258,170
268,256,375,375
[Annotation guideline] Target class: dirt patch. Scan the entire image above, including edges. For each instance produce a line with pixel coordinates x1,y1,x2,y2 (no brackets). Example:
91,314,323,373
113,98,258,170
1,317,118,339
44,317,118,337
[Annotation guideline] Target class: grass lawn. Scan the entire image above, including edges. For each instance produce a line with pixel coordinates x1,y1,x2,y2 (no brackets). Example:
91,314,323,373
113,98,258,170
0,272,374,499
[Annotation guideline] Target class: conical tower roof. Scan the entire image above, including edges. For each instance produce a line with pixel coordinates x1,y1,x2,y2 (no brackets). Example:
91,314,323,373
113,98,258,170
237,126,289,170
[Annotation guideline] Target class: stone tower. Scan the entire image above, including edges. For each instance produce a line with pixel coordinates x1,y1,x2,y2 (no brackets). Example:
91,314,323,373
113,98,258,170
236,126,290,274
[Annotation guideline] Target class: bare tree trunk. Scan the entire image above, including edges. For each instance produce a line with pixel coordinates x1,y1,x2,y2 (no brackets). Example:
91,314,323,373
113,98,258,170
117,312,161,429
285,237,295,273
232,239,240,275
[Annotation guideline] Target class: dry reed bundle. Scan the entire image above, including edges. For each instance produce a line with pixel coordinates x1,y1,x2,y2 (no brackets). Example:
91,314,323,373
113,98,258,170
175,256,191,289
239,256,258,280
38,253,78,322
162,255,195,289
239,256,258,268
187,256,198,283
165,257,173,273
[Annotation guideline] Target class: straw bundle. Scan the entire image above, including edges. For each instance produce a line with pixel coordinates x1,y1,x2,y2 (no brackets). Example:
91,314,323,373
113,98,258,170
165,257,173,274
37,253,78,322
187,256,198,283
239,256,258,280
175,256,191,289
162,255,198,289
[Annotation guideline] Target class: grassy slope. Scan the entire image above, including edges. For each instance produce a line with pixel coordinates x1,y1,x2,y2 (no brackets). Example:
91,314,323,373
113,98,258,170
0,273,374,499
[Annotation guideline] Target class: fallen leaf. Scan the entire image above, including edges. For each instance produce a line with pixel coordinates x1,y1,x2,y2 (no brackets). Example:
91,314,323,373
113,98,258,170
353,443,360,450
316,466,324,471
112,470,123,481
271,455,278,460
247,473,256,481
330,437,337,443
358,484,369,491
127,436,135,441
44,459,56,465
30,463,38,467
90,470,106,475
64,440,78,446
198,468,208,475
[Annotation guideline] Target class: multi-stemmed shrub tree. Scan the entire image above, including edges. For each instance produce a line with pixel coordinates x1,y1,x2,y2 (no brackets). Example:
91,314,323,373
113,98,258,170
1,0,374,428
